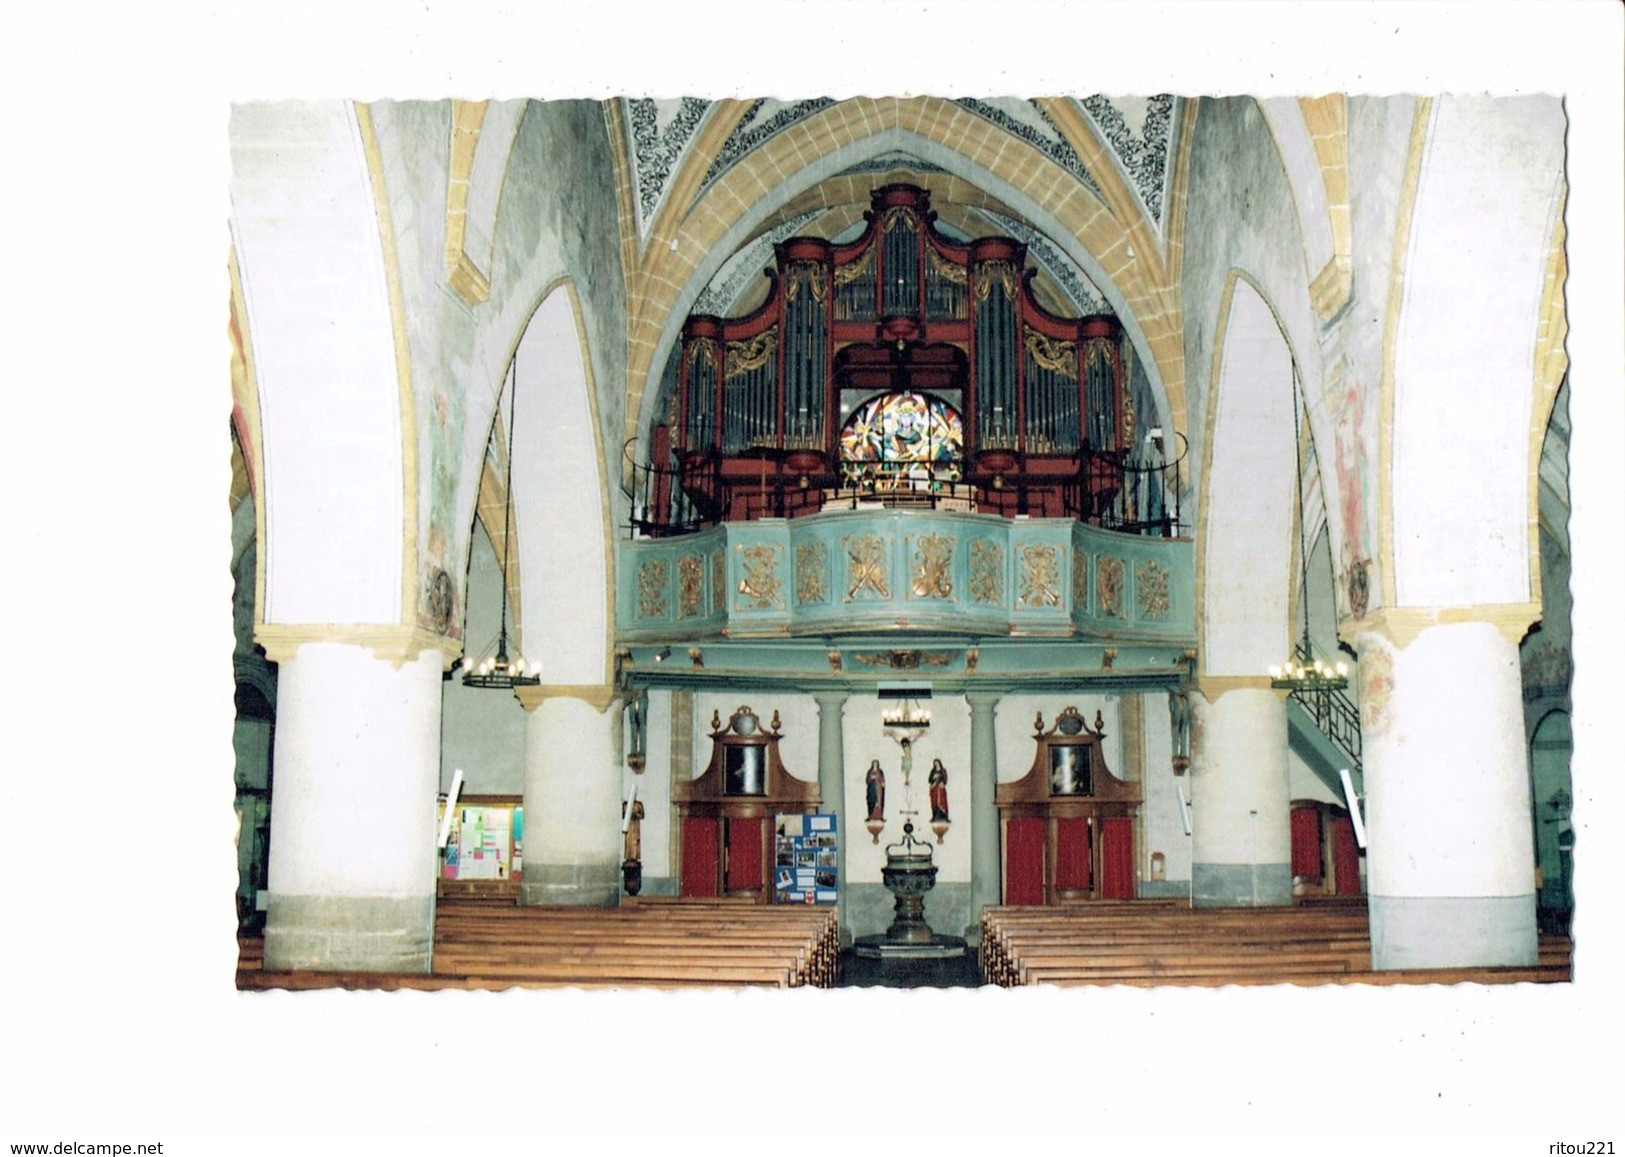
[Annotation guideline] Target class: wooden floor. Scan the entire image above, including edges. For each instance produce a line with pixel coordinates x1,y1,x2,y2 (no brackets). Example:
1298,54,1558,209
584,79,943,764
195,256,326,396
981,897,1574,987
237,895,1573,992
237,896,839,991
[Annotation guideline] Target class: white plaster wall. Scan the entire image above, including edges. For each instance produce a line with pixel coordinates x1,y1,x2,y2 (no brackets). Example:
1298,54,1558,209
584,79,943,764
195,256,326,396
634,689,674,879
1392,96,1565,607
513,289,609,686
1287,750,1341,804
1139,693,1191,884
358,100,630,644
229,102,405,626
464,100,526,277
440,523,526,795
1258,98,1335,279
1202,280,1298,676
843,695,973,886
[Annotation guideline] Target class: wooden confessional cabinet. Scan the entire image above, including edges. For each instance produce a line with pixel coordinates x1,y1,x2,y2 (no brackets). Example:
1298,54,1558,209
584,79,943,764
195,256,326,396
996,707,1142,904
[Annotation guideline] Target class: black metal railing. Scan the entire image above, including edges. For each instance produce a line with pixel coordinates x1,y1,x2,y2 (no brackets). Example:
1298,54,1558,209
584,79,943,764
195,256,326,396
624,431,1192,540
624,440,725,538
1287,643,1363,773
1067,431,1188,537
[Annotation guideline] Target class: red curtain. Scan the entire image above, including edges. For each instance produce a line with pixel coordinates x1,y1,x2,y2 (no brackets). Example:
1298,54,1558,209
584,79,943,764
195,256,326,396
1100,817,1136,900
1331,814,1363,895
680,817,719,897
726,816,766,893
1004,818,1046,905
1291,805,1324,879
1054,817,1092,891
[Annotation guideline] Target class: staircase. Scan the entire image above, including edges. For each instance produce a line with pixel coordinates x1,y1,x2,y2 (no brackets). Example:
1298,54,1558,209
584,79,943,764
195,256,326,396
1286,682,1363,801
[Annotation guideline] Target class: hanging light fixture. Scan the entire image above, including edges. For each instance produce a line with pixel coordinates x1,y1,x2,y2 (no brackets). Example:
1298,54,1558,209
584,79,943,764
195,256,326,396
463,357,541,690
1269,372,1349,694
880,686,932,743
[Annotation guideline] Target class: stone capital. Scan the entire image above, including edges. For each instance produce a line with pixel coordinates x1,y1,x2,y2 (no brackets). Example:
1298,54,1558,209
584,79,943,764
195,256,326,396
255,623,459,669
1340,602,1542,652
514,683,620,713
1190,675,1281,702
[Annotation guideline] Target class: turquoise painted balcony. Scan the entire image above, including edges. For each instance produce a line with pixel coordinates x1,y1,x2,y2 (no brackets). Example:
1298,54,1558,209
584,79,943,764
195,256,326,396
616,509,1194,646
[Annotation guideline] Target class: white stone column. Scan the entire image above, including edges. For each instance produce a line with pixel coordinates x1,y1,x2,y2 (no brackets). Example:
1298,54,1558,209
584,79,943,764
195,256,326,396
967,692,1002,934
518,690,623,906
263,642,443,972
1188,685,1292,906
1358,619,1537,969
812,691,848,929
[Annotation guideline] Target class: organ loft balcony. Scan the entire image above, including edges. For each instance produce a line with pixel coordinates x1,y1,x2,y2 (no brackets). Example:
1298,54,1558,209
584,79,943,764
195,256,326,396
618,185,1194,672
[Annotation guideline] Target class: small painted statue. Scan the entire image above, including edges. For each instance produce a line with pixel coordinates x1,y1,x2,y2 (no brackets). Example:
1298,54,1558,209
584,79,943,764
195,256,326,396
928,759,950,823
865,760,886,822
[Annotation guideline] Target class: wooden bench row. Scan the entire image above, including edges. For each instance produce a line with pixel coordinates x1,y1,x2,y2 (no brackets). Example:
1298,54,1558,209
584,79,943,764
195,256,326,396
238,898,839,991
981,902,1573,988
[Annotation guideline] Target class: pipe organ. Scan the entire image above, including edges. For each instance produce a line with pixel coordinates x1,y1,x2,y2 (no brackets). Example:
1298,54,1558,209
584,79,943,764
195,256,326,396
662,185,1130,526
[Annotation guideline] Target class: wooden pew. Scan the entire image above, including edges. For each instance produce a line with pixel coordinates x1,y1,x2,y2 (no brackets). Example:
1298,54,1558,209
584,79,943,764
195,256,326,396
238,897,839,991
978,901,1573,989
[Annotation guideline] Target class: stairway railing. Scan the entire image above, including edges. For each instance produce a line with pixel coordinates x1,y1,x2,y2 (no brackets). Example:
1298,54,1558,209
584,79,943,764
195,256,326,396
624,440,724,538
1066,431,1188,537
1286,643,1363,773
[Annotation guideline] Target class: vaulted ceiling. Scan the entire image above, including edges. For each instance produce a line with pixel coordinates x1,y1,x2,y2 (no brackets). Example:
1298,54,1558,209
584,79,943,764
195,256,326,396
612,96,1190,451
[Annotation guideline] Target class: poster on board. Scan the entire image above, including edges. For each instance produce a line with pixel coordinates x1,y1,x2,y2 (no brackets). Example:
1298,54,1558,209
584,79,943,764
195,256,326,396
775,813,838,904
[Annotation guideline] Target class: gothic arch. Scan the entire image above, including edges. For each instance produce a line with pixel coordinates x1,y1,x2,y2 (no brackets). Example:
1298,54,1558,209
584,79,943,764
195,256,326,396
506,282,614,690
1197,273,1306,680
1387,96,1567,612
624,99,1185,453
228,100,412,633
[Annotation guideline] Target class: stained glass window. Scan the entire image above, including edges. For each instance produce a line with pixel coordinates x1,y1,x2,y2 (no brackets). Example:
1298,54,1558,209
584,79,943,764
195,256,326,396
839,392,964,467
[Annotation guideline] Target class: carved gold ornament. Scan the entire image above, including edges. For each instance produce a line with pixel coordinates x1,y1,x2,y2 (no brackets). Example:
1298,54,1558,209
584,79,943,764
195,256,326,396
785,262,829,304
1097,556,1125,618
711,549,726,614
637,557,669,619
735,544,784,610
845,534,890,601
1025,331,1079,378
686,337,719,374
882,205,918,234
725,329,778,378
974,260,1018,302
1017,544,1062,608
1073,550,1089,607
678,554,704,619
796,540,829,605
911,534,955,600
970,539,1004,604
927,246,968,286
1136,560,1171,620
833,245,874,289
852,650,956,669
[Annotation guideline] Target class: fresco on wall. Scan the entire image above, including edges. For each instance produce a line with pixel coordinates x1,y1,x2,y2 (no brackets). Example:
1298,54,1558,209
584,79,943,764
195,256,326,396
419,381,466,640
1327,355,1376,620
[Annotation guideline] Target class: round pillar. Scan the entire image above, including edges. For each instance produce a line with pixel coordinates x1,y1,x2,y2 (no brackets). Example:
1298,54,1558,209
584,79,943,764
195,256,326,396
1358,620,1537,969
812,692,848,930
1189,685,1292,906
264,642,443,973
966,692,1002,934
519,691,622,906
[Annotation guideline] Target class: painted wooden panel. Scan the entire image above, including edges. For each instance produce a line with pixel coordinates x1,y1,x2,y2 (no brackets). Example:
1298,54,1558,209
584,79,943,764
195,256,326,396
617,510,1195,645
